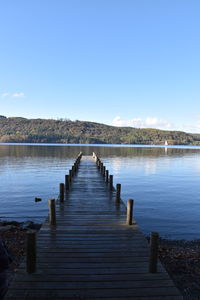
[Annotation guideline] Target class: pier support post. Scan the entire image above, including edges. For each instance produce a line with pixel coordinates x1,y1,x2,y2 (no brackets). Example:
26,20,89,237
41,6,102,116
109,175,113,190
65,175,69,191
72,165,75,176
126,199,134,225
100,163,103,174
98,160,101,169
106,170,109,183
48,199,56,226
26,232,36,273
69,170,72,182
116,184,121,203
149,232,159,273
103,166,106,177
59,183,64,202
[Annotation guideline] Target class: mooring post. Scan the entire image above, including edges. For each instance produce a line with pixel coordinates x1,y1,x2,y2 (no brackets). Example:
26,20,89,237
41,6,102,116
48,199,56,226
78,152,83,160
103,166,106,177
126,199,134,225
106,170,109,183
116,183,121,203
69,169,72,182
59,183,64,202
100,162,102,173
98,160,101,169
97,159,99,168
26,231,36,274
76,159,79,170
101,163,104,174
109,175,113,190
72,165,75,176
149,232,159,273
65,174,69,191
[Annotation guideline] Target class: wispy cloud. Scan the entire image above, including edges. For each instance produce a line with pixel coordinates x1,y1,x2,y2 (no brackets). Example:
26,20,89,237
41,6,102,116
1,92,25,99
112,116,172,130
12,92,25,98
1,93,10,98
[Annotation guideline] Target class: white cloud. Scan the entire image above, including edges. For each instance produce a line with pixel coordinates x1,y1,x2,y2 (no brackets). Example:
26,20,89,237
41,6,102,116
112,116,172,130
1,92,25,99
183,121,200,133
12,92,25,98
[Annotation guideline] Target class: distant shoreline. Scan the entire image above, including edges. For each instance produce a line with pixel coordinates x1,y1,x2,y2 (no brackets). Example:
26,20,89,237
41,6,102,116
1,142,200,149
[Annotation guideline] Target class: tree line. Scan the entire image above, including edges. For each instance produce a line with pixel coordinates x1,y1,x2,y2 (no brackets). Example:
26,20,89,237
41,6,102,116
0,116,199,145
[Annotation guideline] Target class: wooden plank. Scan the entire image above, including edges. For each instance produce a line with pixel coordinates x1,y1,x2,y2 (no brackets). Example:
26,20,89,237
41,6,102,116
14,273,171,282
12,280,177,289
5,287,181,298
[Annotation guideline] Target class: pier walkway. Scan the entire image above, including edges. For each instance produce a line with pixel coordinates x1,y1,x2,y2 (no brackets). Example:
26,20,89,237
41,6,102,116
5,155,182,299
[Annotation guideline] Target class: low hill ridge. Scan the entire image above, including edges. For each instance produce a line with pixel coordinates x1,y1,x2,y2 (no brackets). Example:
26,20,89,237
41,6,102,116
0,116,199,145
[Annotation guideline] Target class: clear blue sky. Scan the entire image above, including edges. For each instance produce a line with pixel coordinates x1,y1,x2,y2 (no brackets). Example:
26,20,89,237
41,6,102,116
0,0,200,132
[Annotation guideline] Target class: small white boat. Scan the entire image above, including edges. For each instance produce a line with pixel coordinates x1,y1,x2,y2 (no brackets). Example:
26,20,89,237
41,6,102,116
165,140,168,146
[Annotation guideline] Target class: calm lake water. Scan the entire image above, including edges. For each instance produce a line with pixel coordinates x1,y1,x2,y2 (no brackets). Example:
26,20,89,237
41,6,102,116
0,143,200,240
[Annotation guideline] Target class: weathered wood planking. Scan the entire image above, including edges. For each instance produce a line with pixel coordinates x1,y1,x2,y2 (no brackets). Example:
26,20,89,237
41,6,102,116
5,156,182,299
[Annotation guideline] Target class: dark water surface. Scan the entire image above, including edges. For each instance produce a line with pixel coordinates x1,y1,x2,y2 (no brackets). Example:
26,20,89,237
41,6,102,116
1,143,200,240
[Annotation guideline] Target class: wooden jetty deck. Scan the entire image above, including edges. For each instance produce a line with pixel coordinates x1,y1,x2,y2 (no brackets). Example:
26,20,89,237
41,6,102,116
5,155,182,299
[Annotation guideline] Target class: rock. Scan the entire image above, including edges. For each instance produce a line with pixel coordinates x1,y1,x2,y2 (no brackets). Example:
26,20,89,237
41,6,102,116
35,197,42,202
20,221,41,230
0,225,16,232
20,221,34,230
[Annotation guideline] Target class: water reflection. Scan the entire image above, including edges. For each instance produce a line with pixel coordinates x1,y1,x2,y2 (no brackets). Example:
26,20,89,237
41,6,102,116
0,143,200,159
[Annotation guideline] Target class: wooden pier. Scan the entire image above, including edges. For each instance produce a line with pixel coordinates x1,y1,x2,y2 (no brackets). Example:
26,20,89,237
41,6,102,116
5,155,182,299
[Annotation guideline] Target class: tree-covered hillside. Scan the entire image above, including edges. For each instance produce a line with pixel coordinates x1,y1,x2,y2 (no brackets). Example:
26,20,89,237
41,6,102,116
0,116,199,145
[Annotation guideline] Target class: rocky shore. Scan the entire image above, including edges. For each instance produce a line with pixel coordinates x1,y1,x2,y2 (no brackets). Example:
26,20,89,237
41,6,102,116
1,221,200,299
159,237,200,299
0,220,41,299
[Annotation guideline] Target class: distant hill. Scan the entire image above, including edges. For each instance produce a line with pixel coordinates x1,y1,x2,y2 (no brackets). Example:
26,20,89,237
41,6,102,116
0,116,200,145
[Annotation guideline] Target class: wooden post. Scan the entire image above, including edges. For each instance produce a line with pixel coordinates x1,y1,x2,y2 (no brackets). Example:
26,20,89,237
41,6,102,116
69,169,72,182
126,199,134,225
100,163,104,174
26,232,36,273
116,184,121,203
75,159,79,170
109,175,113,190
103,166,106,177
106,170,109,183
78,152,82,160
98,160,101,169
72,165,75,176
48,199,56,226
59,183,64,202
149,232,159,273
97,159,99,167
65,175,69,191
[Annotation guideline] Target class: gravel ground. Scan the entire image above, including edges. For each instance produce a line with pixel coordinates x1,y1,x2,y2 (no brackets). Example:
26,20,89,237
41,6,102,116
0,220,41,296
1,222,200,299
159,238,200,299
